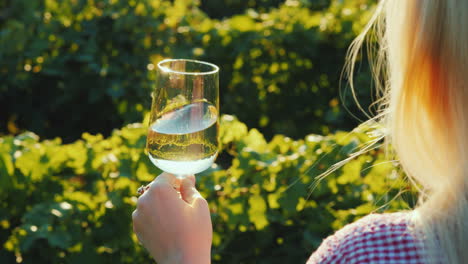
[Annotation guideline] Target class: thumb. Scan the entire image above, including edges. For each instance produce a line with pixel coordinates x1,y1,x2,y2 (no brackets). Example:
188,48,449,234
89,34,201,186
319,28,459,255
180,175,203,205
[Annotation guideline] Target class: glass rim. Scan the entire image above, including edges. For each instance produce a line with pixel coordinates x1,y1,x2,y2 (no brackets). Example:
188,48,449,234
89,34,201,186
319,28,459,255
157,59,219,76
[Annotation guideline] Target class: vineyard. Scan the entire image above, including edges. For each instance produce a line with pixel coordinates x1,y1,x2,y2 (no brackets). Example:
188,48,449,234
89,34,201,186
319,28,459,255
0,0,416,263
0,116,415,263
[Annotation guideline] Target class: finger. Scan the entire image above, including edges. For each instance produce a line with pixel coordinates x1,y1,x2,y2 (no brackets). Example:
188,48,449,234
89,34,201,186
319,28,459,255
132,209,140,233
154,172,178,187
186,174,196,185
146,173,178,194
144,173,183,203
173,177,182,191
180,176,203,205
131,210,145,246
132,209,138,220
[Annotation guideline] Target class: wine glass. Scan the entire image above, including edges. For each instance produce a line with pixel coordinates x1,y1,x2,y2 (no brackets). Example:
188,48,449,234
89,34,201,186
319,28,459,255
146,59,219,179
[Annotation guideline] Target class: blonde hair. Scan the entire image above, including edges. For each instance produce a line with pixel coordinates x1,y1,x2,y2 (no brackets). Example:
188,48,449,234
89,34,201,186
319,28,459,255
345,0,468,263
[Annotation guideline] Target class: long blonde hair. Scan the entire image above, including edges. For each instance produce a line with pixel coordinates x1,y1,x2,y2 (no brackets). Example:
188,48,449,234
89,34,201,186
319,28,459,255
346,0,468,263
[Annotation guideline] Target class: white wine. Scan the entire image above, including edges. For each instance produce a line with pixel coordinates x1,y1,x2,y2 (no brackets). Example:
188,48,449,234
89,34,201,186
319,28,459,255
146,101,219,175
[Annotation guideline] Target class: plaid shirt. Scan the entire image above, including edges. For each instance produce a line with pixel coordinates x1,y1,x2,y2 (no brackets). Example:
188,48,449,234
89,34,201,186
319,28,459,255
307,212,427,264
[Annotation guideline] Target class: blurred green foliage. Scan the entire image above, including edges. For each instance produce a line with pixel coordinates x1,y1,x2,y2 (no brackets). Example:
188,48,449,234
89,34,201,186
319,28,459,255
0,116,414,263
0,0,376,142
0,1,410,263
199,0,284,19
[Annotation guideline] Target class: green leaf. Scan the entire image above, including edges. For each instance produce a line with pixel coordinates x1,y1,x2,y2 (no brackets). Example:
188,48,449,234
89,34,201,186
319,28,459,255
220,115,248,145
248,194,268,230
240,129,267,152
0,150,14,189
278,180,307,213
15,147,48,181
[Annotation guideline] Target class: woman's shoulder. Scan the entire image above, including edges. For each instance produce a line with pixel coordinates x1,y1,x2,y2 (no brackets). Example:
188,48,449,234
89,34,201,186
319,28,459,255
307,212,426,264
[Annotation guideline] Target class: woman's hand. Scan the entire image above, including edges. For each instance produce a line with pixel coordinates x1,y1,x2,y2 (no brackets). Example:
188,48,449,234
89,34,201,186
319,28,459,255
132,173,212,264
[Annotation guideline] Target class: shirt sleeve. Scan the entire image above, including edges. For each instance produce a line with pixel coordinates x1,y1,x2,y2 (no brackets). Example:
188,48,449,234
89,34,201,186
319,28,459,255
305,213,420,264
305,217,362,264
306,230,348,264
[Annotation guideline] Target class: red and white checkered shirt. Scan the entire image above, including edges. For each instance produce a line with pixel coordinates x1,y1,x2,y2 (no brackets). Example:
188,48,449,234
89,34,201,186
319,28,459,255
307,212,428,264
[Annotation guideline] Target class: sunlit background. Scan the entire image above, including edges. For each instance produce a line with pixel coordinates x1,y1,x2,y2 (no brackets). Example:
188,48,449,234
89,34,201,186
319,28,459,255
0,0,416,263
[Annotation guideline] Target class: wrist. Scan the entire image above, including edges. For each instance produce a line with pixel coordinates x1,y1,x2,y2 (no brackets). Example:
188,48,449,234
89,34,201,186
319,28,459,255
181,250,211,264
156,249,211,264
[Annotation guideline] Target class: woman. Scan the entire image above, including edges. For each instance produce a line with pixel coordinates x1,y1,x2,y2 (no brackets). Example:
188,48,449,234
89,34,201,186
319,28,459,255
132,0,468,263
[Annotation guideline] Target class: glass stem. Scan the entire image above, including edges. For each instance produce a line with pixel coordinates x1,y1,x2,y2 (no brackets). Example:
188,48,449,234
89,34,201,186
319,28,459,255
175,174,189,179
